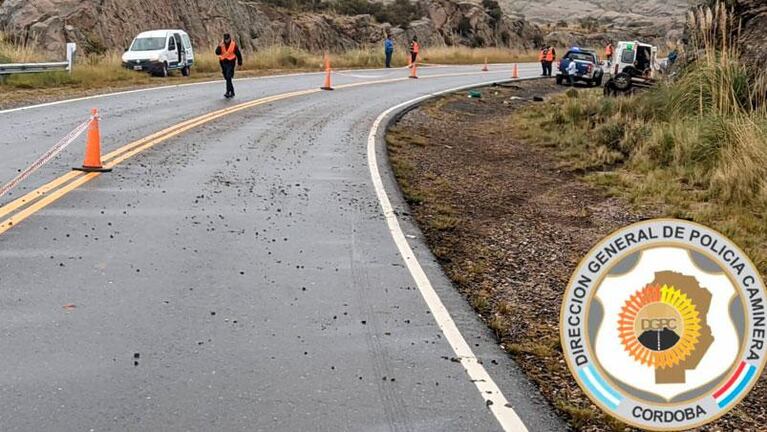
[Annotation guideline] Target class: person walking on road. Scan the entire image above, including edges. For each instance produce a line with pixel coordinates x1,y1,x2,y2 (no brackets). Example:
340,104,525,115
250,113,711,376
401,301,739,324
539,47,547,75
384,34,394,68
409,36,419,67
215,33,243,99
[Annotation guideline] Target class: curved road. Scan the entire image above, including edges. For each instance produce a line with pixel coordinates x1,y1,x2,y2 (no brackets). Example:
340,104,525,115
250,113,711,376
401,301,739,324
0,63,563,431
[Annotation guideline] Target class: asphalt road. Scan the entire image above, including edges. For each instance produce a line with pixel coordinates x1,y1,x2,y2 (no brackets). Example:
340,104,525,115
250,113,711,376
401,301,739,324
0,63,565,431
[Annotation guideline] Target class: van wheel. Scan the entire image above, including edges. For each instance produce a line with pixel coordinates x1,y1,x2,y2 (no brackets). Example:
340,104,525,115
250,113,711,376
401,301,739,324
181,66,190,77
613,73,632,91
595,74,603,87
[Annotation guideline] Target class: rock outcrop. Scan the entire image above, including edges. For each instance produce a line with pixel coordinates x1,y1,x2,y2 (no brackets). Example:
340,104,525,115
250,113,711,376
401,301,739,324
499,0,690,28
500,0,691,49
0,0,542,55
732,0,767,70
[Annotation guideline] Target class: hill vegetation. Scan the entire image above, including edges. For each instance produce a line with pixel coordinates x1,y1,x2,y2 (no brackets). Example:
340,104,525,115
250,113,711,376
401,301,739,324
518,1,767,275
511,2,767,428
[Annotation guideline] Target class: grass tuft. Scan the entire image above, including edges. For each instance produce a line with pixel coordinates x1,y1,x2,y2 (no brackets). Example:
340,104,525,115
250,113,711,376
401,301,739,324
515,0,767,275
1,31,539,93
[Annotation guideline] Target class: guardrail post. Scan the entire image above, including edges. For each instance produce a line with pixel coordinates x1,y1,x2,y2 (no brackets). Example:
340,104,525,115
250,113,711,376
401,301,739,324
66,43,77,74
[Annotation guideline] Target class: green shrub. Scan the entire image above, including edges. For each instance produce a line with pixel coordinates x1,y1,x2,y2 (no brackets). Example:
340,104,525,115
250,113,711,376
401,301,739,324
514,1,767,277
371,0,423,28
594,122,625,154
334,0,382,16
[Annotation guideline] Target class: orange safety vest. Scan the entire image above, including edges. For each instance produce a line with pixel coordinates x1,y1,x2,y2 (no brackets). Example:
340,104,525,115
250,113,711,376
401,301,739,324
605,44,614,57
545,49,554,62
539,49,546,61
410,41,419,54
219,40,237,61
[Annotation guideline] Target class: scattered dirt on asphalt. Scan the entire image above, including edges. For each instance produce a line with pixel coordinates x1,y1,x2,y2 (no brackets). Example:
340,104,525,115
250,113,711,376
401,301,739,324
385,79,763,431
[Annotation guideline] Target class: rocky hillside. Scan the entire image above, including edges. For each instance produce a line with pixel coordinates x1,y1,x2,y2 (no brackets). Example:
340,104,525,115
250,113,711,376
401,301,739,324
732,0,767,70
0,0,541,55
501,0,692,27
501,0,695,48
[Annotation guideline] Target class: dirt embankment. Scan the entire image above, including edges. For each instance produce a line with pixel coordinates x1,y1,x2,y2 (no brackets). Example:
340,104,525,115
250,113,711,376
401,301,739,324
385,80,765,431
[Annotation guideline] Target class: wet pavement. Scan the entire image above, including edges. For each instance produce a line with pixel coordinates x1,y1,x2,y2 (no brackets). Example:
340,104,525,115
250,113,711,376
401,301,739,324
0,64,564,431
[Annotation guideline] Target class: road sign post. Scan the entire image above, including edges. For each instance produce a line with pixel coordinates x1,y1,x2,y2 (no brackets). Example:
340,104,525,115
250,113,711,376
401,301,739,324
66,43,77,74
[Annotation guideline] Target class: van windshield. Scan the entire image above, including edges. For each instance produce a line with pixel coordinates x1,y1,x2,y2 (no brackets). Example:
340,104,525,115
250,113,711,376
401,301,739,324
131,37,166,51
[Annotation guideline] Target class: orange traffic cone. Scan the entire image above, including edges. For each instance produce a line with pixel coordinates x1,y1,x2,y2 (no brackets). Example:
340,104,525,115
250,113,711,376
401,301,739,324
321,53,333,91
481,57,489,72
512,63,519,79
409,60,418,79
74,109,111,173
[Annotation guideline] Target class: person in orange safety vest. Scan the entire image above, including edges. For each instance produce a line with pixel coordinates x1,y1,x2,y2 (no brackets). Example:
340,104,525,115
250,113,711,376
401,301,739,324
409,36,420,67
545,46,556,76
539,47,547,75
214,33,243,99
605,42,614,67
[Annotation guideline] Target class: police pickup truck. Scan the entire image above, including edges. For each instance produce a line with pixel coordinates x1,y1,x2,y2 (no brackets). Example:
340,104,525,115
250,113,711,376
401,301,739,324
556,47,604,87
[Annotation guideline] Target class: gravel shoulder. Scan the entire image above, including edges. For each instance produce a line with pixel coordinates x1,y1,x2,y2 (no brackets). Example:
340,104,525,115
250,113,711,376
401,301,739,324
385,80,763,431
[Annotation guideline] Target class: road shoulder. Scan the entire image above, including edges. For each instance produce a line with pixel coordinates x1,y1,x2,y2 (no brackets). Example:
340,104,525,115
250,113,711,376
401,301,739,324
383,80,650,430
373,79,569,431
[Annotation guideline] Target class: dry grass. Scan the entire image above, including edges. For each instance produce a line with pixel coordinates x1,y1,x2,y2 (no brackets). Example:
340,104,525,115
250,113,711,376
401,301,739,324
515,0,767,275
419,46,538,64
0,34,46,63
1,31,537,94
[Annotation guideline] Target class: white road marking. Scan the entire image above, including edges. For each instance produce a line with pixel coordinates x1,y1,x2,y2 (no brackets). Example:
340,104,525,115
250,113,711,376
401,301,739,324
0,72,321,115
367,78,540,432
0,64,533,115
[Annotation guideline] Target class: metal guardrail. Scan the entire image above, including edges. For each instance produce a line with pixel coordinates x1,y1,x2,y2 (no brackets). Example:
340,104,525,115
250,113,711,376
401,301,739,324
0,61,70,75
0,43,76,79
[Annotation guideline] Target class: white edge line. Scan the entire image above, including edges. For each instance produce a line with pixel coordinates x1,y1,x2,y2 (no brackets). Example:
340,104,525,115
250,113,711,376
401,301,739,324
0,70,322,115
367,76,543,432
0,63,538,115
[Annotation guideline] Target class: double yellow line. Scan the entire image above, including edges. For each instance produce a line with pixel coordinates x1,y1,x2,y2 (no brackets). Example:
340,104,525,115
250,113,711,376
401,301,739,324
0,88,321,236
0,68,513,236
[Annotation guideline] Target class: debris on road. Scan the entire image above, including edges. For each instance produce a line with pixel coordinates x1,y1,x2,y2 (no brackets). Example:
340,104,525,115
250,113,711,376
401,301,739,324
386,78,656,430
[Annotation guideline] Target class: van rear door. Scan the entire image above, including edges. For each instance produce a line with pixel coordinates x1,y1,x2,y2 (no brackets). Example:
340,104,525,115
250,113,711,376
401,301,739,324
173,33,184,66
181,33,194,66
165,33,178,68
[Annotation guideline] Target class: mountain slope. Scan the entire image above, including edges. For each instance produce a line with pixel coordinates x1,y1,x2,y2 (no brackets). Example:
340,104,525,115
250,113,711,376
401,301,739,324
501,0,693,27
0,0,541,55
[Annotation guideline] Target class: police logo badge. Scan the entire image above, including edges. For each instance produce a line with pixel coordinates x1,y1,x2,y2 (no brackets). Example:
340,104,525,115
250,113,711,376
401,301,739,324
560,219,766,430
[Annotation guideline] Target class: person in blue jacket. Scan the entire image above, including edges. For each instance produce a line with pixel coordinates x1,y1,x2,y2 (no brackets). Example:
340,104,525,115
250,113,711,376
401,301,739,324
384,35,394,68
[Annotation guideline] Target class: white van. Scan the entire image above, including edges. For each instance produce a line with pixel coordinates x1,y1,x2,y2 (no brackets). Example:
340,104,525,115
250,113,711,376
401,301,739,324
609,41,658,79
122,29,194,77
